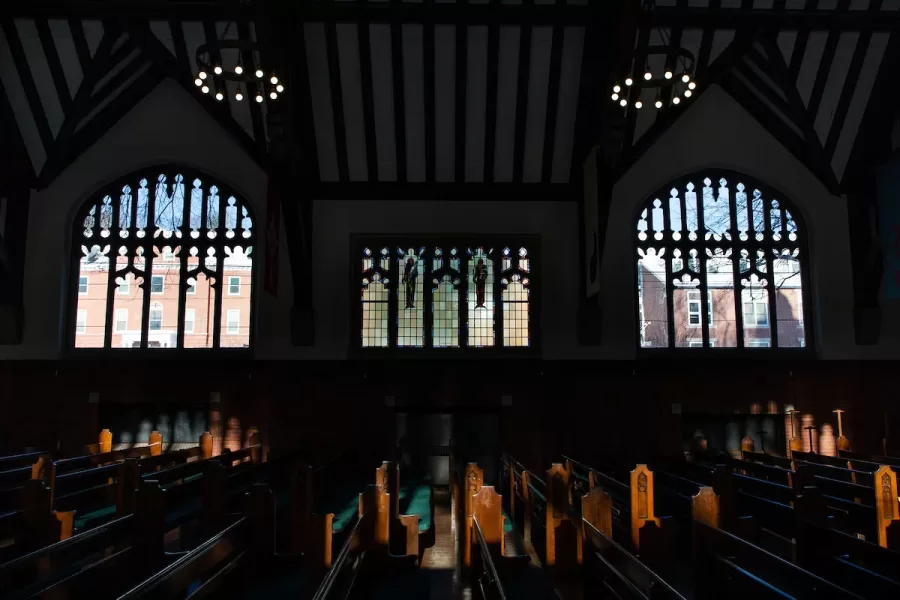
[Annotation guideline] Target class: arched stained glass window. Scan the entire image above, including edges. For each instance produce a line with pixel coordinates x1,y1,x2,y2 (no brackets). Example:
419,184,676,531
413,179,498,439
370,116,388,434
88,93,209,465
69,168,256,350
361,247,390,348
635,172,809,350
356,237,537,352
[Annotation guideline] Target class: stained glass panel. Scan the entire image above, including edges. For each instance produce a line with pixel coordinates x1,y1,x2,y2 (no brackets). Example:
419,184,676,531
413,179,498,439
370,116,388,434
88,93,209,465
361,247,390,348
397,248,425,347
432,247,461,348
467,248,495,347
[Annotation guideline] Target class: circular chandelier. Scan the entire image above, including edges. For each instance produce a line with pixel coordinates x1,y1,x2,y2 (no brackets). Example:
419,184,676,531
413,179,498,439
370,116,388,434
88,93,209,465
193,27,284,104
611,45,697,110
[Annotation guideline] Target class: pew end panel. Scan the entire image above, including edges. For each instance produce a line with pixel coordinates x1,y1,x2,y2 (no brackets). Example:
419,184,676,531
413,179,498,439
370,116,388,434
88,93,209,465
629,464,661,552
875,465,900,549
581,486,613,540
310,512,336,569
360,484,390,552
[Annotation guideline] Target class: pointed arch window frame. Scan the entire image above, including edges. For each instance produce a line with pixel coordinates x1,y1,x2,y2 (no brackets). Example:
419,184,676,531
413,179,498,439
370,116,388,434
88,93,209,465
351,235,541,357
65,165,258,355
633,169,814,355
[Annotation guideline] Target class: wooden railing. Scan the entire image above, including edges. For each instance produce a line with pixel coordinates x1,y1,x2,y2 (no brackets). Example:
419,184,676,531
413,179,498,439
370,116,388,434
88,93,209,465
472,517,507,600
312,514,365,600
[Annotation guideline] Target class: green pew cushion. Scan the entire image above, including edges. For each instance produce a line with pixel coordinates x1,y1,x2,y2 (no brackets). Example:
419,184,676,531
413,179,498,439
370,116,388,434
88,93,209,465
503,511,514,533
329,495,360,534
74,504,117,530
403,485,432,533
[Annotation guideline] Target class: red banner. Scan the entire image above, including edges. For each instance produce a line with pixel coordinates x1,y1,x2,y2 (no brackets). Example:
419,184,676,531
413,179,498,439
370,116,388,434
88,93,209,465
264,173,280,296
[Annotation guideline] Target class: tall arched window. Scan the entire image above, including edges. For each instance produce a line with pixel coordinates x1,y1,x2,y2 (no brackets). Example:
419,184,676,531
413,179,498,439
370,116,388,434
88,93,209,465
69,167,256,350
635,172,810,350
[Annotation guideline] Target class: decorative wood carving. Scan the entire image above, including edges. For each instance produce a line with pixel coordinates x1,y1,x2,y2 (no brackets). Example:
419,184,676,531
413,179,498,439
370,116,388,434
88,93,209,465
875,465,899,548
630,464,661,551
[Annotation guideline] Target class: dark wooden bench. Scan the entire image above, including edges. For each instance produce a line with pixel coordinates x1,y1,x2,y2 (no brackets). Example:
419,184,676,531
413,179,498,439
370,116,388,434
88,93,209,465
693,520,862,599
0,446,281,599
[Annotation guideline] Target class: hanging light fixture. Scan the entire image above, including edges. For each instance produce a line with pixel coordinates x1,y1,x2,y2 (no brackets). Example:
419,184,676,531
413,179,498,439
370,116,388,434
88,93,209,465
611,38,698,112
193,23,284,105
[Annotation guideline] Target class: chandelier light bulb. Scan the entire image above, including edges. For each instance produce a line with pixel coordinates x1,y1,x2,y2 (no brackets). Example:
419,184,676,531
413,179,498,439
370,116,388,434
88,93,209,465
201,85,209,94
194,78,203,87
625,77,633,87
684,89,693,98
234,64,243,75
255,69,264,78
270,91,278,100
276,84,284,93
613,85,621,93
256,93,264,103
635,100,643,109
644,70,652,81
215,91,224,101
688,81,696,90
199,71,207,80
619,98,627,107
682,73,690,83
214,66,223,75
611,93,619,101
672,96,681,105
665,70,673,80
655,99,663,109
235,90,243,101
270,75,278,85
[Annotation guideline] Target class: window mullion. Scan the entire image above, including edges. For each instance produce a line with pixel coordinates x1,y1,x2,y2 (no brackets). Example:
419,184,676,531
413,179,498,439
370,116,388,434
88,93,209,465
662,197,676,348
424,247,434,349
139,211,154,350
176,183,190,349
211,201,225,349
388,247,399,348
460,248,469,349
496,249,504,348
103,199,121,349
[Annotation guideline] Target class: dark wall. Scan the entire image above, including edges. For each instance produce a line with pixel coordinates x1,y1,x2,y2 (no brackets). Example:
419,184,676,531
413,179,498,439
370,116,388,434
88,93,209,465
0,360,896,464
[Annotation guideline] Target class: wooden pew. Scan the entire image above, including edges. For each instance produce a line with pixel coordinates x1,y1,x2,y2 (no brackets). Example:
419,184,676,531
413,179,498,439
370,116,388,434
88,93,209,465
795,516,900,596
693,520,862,599
524,462,581,568
0,436,241,562
379,460,434,559
840,448,900,471
562,456,674,569
116,483,277,600
0,445,277,599
468,486,535,600
578,486,686,599
292,450,371,570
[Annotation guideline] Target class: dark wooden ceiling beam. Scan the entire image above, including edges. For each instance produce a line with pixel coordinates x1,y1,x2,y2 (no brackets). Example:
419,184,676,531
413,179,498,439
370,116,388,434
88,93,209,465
10,1,597,24
650,7,900,30
314,182,579,202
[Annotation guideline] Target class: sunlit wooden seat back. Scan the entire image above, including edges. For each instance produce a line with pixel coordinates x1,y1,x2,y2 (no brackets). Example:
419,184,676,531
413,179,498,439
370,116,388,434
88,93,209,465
630,464,661,551
875,465,900,549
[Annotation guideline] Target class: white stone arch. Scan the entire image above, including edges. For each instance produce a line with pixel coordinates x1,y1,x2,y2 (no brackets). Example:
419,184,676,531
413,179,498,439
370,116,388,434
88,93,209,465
5,79,292,358
600,84,854,358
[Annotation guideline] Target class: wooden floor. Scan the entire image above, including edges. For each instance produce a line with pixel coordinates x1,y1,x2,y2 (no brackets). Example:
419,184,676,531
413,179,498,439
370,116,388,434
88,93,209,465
420,487,470,599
